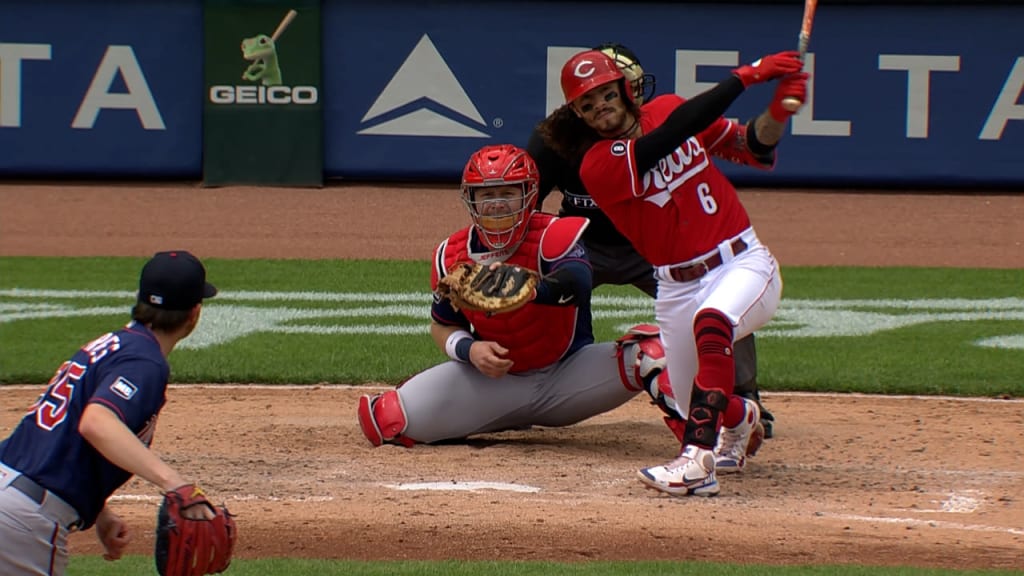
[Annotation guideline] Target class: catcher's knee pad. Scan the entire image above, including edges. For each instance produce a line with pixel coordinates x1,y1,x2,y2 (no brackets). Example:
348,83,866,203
615,323,667,393
357,391,415,447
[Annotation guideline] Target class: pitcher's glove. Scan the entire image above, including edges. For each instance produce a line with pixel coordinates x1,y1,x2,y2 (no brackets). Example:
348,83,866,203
437,262,539,314
155,484,237,576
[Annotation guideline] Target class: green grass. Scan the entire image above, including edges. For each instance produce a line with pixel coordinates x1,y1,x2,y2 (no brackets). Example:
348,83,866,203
65,556,1024,575
2,257,1022,396
4,256,1022,574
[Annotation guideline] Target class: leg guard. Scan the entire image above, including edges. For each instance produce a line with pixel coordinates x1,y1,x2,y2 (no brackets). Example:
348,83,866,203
683,384,729,450
615,325,687,443
615,323,667,393
357,390,416,447
617,324,683,417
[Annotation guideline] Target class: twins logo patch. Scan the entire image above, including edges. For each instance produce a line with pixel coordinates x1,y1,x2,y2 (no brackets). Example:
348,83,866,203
110,377,138,401
611,141,627,157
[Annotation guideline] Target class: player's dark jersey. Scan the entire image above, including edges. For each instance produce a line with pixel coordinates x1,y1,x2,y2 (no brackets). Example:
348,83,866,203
0,321,169,529
528,96,673,248
528,128,631,246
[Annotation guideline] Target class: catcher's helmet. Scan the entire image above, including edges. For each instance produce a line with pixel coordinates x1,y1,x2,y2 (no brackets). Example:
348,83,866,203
560,50,629,105
461,144,539,251
594,43,656,105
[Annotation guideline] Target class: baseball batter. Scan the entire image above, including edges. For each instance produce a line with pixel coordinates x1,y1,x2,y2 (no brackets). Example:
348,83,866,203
357,144,671,446
526,42,775,442
540,49,807,496
0,251,220,574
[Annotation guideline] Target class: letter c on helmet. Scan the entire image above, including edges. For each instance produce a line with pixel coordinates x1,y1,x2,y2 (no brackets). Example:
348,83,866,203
574,60,595,78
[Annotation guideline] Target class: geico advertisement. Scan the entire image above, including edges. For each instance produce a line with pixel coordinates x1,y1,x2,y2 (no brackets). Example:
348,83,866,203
204,7,320,107
324,2,1023,185
0,2,202,175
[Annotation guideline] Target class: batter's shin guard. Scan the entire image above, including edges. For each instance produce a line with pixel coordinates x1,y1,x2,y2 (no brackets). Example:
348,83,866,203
683,385,729,450
357,390,416,447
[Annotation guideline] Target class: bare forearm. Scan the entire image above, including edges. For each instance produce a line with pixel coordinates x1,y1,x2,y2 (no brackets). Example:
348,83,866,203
430,321,462,353
752,109,787,148
80,404,186,492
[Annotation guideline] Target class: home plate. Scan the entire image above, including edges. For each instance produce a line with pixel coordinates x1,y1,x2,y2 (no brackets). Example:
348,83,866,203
384,481,541,493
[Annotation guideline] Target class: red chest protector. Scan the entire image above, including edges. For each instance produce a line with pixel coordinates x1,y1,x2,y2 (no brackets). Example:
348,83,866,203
436,213,588,373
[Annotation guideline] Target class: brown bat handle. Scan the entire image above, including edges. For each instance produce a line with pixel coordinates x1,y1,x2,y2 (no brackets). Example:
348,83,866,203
781,36,809,112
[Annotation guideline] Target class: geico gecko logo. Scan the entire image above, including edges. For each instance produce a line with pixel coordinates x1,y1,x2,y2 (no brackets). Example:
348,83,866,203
208,8,318,106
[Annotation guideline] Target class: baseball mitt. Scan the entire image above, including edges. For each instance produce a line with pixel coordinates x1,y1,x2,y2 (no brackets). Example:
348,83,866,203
155,484,237,576
437,262,539,314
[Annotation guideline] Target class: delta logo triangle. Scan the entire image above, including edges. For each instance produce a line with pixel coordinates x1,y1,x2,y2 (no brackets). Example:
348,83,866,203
358,34,489,138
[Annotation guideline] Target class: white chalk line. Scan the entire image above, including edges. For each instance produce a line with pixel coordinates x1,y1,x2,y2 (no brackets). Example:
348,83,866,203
109,494,335,503
1,384,1021,404
824,513,1024,536
383,481,541,493
110,488,1022,537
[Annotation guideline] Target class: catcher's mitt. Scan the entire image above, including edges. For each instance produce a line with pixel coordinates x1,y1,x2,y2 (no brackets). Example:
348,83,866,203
155,484,237,576
437,262,539,314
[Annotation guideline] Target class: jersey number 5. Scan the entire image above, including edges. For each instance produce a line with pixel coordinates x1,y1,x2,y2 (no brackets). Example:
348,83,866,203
31,361,87,431
29,333,118,430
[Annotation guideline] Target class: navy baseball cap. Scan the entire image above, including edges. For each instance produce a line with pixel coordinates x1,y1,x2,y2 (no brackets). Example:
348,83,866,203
138,251,217,310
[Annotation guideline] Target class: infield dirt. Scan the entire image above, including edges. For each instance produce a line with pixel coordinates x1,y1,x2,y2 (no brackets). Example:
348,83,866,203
1,183,1022,569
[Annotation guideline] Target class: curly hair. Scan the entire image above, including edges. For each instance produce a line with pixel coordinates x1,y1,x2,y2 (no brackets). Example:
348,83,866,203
535,105,598,168
536,84,643,169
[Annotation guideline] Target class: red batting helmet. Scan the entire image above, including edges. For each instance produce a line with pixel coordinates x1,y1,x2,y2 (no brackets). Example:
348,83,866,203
561,50,628,104
461,144,540,251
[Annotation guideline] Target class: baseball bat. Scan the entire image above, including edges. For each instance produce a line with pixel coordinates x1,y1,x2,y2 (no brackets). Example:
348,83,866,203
271,9,298,42
781,0,818,112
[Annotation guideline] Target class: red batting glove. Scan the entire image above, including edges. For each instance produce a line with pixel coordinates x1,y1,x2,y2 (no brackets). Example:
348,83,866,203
732,50,804,88
769,72,810,121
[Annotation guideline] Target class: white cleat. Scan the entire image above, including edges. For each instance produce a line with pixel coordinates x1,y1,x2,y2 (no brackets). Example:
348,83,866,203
637,445,719,497
714,397,762,474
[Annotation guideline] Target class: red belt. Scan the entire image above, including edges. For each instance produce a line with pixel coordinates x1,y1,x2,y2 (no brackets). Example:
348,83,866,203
668,238,749,283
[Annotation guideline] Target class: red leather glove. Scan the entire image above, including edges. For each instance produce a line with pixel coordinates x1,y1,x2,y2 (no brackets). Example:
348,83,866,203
769,72,810,121
732,50,804,88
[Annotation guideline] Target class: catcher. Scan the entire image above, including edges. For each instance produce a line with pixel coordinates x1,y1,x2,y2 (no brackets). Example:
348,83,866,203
358,144,679,446
0,251,234,576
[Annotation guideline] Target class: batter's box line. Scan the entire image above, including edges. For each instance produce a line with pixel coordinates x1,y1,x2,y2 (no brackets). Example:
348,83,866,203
2,385,1023,405
774,463,1024,480
109,494,335,503
822,512,1024,536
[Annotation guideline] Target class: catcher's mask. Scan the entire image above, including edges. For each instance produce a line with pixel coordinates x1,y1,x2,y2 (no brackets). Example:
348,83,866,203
561,49,633,106
461,144,539,251
594,43,656,105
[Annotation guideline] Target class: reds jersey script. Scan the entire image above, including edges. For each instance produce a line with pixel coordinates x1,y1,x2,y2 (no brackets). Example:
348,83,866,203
580,95,751,266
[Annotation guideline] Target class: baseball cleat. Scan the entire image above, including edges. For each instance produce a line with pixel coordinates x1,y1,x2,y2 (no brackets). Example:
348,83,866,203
637,445,719,497
714,397,761,473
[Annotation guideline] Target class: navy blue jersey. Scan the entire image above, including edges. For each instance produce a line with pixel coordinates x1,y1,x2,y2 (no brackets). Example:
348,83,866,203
0,321,168,529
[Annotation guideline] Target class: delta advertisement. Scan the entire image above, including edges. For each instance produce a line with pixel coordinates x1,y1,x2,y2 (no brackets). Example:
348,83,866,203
0,2,202,175
326,2,1023,186
1,1,1021,186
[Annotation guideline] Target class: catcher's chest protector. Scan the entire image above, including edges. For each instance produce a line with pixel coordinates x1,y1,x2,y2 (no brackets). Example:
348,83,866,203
443,215,578,372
